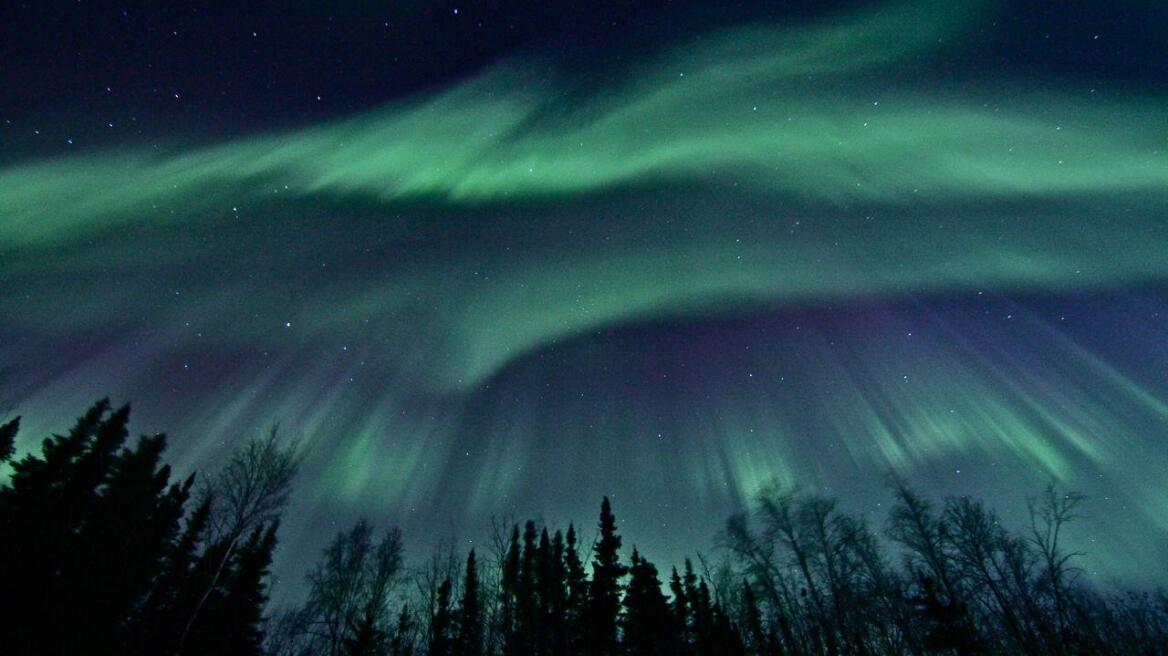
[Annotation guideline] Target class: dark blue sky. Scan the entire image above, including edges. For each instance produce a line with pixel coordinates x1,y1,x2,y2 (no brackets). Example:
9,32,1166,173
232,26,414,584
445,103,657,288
2,0,1164,157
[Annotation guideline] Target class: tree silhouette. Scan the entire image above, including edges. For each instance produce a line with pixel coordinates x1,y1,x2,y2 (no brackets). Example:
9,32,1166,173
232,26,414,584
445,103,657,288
622,549,674,655
456,549,484,656
176,426,298,654
516,520,540,654
500,524,522,655
668,567,692,654
0,415,17,462
187,523,279,656
740,579,771,656
389,604,416,656
563,523,589,653
544,530,569,655
4,401,1168,655
586,497,627,656
429,578,454,656
0,401,290,656
287,519,404,655
0,402,190,655
910,574,982,655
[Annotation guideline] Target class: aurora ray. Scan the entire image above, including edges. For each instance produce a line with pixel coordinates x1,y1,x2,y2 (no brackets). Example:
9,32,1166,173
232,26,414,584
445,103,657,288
1,0,1166,586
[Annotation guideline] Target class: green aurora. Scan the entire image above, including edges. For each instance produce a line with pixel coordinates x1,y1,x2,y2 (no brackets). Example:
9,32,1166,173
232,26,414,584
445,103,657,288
1,0,1166,582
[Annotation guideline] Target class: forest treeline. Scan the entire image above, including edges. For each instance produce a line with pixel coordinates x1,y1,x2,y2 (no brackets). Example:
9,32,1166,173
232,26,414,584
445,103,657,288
0,402,1165,655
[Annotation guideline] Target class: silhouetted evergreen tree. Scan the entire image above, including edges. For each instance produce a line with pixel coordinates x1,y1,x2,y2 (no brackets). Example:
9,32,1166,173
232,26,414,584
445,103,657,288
456,549,483,656
741,579,774,656
344,612,391,656
691,578,715,655
228,523,280,654
389,604,416,656
0,401,114,653
517,520,541,654
186,523,279,656
501,524,522,656
0,402,192,656
545,530,569,655
535,528,555,655
0,415,17,462
0,401,287,656
133,495,214,655
78,430,191,654
910,574,982,655
709,599,746,656
668,567,691,654
682,560,703,649
6,401,1168,656
622,549,675,656
587,497,627,656
564,523,590,653
175,426,297,655
430,578,454,656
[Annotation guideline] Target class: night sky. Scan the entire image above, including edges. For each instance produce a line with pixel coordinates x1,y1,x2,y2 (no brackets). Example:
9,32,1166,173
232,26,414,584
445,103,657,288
2,0,1167,592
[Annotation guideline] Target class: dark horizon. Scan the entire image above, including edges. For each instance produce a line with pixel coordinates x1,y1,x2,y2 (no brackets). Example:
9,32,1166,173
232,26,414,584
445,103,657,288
2,401,1166,655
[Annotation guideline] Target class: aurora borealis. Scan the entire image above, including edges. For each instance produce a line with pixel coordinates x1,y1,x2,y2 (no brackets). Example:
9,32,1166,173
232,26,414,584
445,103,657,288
2,0,1167,587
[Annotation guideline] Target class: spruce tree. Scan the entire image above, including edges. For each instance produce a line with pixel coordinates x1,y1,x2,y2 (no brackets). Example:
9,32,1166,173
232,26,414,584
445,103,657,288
911,575,981,656
345,611,391,656
72,430,191,653
564,523,589,653
741,580,769,656
587,497,627,656
546,530,569,655
536,528,555,655
178,522,279,656
430,578,454,656
501,524,522,656
709,601,745,655
692,578,714,655
517,520,540,654
0,399,117,651
133,493,210,655
222,523,279,656
456,549,483,656
179,535,237,653
390,604,416,656
0,416,17,463
622,549,674,656
0,403,287,656
0,401,194,656
668,567,691,655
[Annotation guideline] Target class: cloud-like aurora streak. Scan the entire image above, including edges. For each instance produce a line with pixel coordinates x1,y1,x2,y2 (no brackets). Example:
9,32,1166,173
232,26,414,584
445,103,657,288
2,0,1165,241
2,0,1166,387
2,0,1167,583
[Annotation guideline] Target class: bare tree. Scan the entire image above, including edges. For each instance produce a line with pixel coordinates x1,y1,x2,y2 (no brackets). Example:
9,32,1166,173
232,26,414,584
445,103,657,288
1028,485,1085,651
720,510,805,655
723,483,909,654
265,607,315,656
886,475,961,604
413,540,461,624
484,515,516,654
205,425,299,540
175,425,299,654
286,519,405,656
